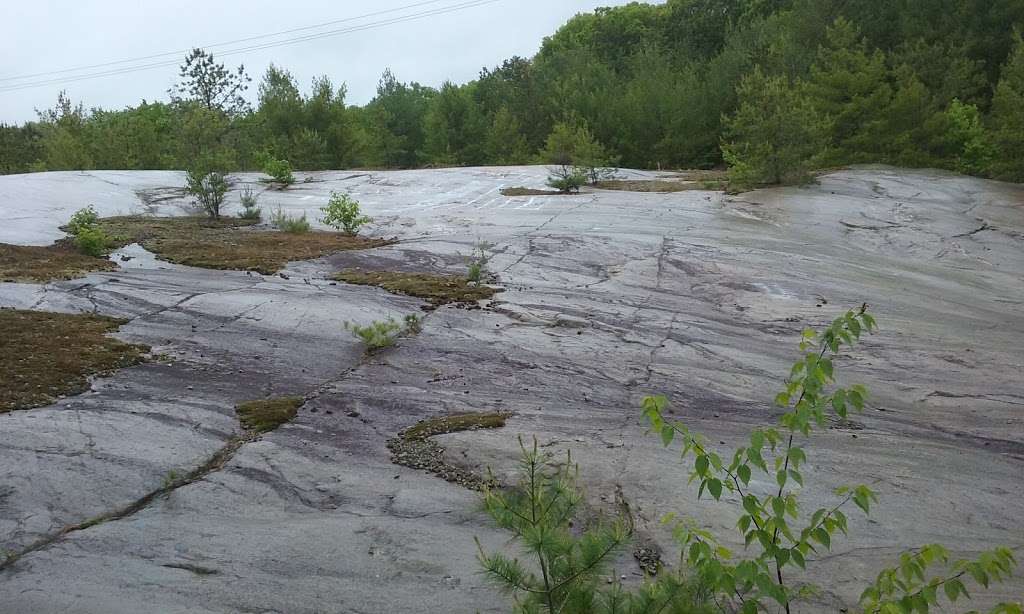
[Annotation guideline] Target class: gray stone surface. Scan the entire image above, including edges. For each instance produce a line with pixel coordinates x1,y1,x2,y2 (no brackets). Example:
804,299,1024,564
0,166,1021,612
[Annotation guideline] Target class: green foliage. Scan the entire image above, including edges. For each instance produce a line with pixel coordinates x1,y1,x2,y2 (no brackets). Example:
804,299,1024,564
74,225,113,257
319,191,371,236
860,544,1020,614
344,315,419,352
466,241,493,283
261,155,295,185
66,205,99,235
238,186,261,220
722,68,826,187
941,99,995,175
4,3,1024,182
270,207,310,233
184,167,229,219
547,165,587,193
989,32,1024,181
641,308,1020,613
804,17,893,163
476,436,632,614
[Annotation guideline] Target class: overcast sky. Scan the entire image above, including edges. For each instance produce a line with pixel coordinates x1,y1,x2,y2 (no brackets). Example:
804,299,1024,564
0,0,648,123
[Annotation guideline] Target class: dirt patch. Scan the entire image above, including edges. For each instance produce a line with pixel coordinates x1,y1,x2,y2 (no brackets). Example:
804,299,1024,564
236,396,304,433
0,243,117,283
333,269,498,308
0,309,149,412
387,412,510,490
96,216,394,274
595,178,725,192
500,187,574,197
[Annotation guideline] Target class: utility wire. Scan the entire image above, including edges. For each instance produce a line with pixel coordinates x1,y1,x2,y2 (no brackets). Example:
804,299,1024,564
0,0,498,93
0,0,451,83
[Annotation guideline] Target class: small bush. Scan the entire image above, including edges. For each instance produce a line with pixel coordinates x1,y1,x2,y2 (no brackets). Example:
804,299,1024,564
66,205,99,235
547,164,587,193
320,191,371,236
403,313,422,334
74,225,113,257
345,318,403,351
238,186,261,220
185,168,229,219
270,207,310,233
467,241,493,283
345,315,421,352
262,157,295,186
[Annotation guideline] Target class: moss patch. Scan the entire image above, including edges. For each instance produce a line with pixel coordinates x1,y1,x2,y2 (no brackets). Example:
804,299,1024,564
236,396,304,433
96,216,393,274
333,269,498,308
0,309,148,412
387,412,510,490
0,243,117,283
594,179,726,192
501,187,573,197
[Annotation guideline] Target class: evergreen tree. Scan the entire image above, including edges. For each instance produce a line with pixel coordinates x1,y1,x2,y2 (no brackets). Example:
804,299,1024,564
989,33,1024,181
804,17,892,163
484,106,530,165
721,68,826,186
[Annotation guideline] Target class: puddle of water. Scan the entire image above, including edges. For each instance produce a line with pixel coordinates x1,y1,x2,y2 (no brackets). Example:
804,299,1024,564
108,243,174,270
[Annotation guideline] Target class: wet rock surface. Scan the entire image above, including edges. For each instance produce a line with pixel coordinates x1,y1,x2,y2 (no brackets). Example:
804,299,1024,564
0,166,1021,612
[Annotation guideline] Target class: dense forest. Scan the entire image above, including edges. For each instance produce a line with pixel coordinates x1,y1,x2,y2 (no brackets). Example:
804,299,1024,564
2,0,1023,185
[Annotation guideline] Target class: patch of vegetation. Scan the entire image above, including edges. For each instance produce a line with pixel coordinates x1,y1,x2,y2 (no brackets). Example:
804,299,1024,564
320,191,371,236
238,185,262,220
477,436,715,614
547,164,587,193
94,216,390,274
73,225,114,256
270,207,311,233
500,187,571,197
66,205,99,234
466,241,493,284
388,412,510,490
0,242,117,282
261,156,295,186
0,309,148,412
634,307,1020,613
594,179,726,192
333,269,498,308
184,168,229,219
235,396,303,433
344,316,420,352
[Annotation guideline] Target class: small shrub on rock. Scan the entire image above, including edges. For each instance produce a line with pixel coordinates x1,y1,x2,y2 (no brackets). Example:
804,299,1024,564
320,191,371,236
66,205,99,235
262,157,295,186
238,186,261,220
270,207,310,233
74,225,113,257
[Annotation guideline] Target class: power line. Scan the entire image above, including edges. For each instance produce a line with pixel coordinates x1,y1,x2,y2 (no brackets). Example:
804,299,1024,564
0,0,499,93
0,0,451,83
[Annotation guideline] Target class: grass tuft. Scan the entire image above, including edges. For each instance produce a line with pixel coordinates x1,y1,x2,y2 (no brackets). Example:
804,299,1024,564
0,309,148,412
235,396,304,433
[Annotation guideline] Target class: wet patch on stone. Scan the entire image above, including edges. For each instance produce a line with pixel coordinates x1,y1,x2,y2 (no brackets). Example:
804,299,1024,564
236,396,304,433
387,412,510,490
0,308,149,412
333,269,499,309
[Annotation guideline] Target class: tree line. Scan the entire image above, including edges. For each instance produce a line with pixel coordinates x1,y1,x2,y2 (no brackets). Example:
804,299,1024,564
2,0,1023,185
